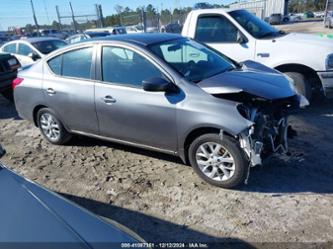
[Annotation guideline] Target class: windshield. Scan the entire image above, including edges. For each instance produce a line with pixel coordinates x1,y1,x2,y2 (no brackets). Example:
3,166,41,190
32,40,67,54
149,38,235,83
229,10,282,39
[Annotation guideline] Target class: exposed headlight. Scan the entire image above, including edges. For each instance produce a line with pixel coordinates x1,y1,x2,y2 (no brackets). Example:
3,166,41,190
326,54,333,70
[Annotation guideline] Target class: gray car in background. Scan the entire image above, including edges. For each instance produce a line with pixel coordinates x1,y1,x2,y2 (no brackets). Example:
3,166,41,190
13,34,304,188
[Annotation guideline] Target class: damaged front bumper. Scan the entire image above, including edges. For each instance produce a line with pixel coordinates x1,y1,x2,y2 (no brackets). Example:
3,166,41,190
236,94,304,168
239,116,289,167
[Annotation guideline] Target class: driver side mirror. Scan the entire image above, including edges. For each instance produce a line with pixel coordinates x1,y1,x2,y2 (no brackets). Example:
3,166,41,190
28,52,41,61
142,77,177,92
236,31,248,44
0,145,6,159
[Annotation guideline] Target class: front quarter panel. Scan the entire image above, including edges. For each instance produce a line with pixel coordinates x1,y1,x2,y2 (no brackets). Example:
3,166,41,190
177,80,253,153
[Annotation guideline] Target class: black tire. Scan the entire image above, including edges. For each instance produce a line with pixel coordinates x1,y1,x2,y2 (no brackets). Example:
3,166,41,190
330,21,333,29
37,108,72,145
285,72,312,102
188,133,248,189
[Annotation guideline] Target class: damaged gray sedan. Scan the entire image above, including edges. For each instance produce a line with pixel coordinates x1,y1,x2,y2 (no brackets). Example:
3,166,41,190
13,34,307,188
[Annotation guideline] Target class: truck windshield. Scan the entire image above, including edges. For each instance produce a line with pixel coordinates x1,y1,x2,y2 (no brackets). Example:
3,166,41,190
229,10,283,39
149,38,235,83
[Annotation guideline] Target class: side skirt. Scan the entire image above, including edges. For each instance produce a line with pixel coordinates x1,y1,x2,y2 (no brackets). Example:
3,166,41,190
71,130,178,156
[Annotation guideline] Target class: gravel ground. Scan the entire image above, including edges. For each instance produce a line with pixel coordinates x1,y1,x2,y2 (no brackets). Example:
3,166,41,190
0,94,332,247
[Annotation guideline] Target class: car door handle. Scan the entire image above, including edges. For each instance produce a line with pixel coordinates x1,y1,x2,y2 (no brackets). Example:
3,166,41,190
257,53,270,58
46,88,56,95
102,95,116,104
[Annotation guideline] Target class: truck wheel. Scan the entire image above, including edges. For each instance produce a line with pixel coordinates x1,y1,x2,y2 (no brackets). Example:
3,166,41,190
188,133,248,189
37,108,72,145
285,72,312,101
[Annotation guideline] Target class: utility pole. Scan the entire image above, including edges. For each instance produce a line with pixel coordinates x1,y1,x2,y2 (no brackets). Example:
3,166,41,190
95,4,100,28
30,0,40,34
99,5,105,28
324,0,329,25
56,6,62,31
69,2,78,32
141,8,147,33
95,4,104,28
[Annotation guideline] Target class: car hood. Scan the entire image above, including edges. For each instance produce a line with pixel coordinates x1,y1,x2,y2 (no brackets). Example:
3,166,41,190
0,164,139,247
198,60,296,100
276,32,333,51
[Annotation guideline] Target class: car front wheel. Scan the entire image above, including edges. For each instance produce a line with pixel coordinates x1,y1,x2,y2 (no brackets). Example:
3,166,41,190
188,134,248,189
37,108,72,145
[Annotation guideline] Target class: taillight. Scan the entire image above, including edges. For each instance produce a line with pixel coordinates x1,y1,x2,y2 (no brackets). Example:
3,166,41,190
12,77,24,89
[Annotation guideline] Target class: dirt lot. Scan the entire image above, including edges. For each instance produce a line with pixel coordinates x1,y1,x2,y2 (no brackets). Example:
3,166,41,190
0,92,333,247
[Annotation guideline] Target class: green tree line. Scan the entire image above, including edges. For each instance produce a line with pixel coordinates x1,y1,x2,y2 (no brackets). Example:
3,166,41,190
288,0,327,13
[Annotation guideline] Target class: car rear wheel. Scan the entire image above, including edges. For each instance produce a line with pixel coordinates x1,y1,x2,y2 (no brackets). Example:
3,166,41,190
37,108,72,145
188,134,248,189
285,72,312,101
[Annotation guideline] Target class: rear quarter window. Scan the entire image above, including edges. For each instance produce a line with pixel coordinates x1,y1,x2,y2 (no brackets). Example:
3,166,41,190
3,43,16,53
48,55,62,75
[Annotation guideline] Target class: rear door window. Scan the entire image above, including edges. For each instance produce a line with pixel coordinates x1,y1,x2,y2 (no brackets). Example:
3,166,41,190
47,47,93,79
18,43,34,56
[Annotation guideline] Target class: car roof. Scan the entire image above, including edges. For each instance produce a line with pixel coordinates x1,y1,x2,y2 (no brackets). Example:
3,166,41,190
87,33,182,46
189,8,233,15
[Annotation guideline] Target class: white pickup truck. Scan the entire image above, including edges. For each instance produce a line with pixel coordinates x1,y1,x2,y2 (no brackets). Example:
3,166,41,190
182,8,333,101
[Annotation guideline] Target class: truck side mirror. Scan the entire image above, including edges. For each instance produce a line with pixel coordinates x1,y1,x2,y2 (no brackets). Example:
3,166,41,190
0,145,6,159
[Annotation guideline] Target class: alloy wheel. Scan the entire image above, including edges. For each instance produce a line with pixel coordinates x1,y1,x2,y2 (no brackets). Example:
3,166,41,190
195,142,235,182
40,113,61,141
